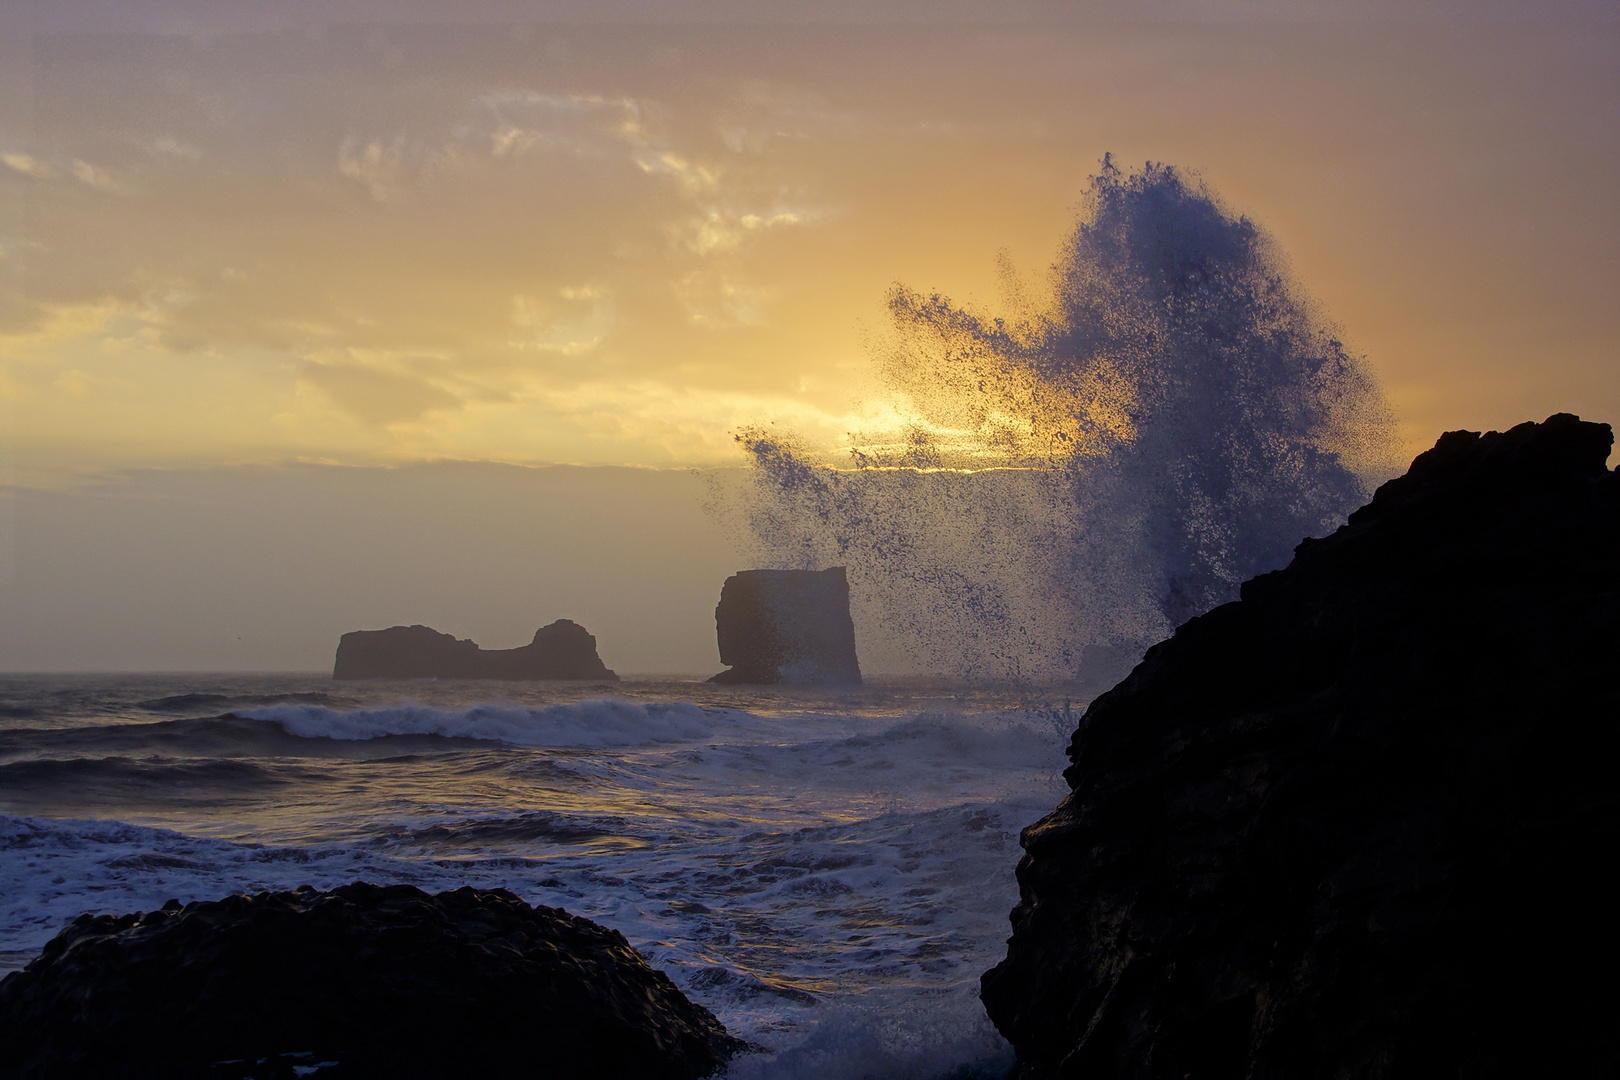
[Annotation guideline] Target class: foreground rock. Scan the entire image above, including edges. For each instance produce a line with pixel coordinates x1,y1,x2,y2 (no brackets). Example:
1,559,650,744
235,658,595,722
333,619,617,680
982,414,1619,1077
0,882,744,1079
707,567,862,684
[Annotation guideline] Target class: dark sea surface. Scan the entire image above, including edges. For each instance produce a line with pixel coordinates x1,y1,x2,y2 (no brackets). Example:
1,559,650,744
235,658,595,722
0,673,1082,1078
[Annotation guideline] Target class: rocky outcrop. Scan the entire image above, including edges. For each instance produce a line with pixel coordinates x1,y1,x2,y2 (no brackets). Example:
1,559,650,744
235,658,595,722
0,882,746,1079
981,414,1620,1078
333,619,617,680
707,567,862,685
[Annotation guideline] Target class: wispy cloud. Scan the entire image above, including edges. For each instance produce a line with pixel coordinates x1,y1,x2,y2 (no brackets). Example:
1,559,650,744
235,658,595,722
676,207,813,256
2,153,57,180
480,90,642,160
675,272,774,328
71,160,126,194
148,136,202,161
338,136,406,203
511,290,615,355
633,149,719,195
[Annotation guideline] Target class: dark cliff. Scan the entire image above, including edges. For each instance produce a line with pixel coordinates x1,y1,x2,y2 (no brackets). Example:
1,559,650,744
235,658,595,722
333,619,617,681
981,413,1620,1078
707,567,862,685
0,882,745,1079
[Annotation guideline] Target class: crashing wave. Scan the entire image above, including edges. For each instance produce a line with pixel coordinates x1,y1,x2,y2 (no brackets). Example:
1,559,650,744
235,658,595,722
721,158,1397,683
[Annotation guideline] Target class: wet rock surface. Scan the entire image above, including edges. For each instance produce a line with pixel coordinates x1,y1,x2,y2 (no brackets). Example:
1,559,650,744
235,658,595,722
0,882,745,1079
982,414,1620,1078
333,619,617,680
708,567,862,685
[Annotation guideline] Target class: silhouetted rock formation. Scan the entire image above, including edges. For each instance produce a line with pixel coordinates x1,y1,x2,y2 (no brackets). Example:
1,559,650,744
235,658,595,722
333,619,617,680
0,882,747,1079
981,414,1620,1078
707,567,862,685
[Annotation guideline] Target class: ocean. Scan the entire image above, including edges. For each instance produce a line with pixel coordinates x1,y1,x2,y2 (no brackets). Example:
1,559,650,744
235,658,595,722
0,673,1082,1079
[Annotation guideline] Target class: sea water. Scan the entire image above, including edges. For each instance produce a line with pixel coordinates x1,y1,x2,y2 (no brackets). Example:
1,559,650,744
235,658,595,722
0,673,1082,1078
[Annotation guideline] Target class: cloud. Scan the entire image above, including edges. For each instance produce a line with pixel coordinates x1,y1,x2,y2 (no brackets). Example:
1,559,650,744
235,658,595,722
477,90,725,197
480,91,634,159
0,300,140,359
490,124,556,158
511,292,614,355
3,153,57,180
149,136,202,160
675,272,774,328
676,207,812,256
338,136,406,203
71,160,125,193
663,206,818,327
298,361,462,425
633,149,719,195
339,90,725,207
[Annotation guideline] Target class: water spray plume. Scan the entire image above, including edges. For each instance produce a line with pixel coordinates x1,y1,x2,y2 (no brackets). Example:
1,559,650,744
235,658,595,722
723,158,1397,683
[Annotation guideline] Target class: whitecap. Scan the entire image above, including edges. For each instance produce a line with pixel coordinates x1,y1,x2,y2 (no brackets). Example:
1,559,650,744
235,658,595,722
234,699,737,748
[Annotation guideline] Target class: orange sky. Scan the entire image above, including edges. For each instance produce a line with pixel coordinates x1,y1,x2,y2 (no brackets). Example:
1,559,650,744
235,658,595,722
2,10,1615,484
0,4,1615,670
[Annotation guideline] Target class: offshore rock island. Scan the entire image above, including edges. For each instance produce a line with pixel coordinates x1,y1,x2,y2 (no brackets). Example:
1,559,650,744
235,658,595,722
981,414,1620,1077
333,620,617,681
708,567,862,685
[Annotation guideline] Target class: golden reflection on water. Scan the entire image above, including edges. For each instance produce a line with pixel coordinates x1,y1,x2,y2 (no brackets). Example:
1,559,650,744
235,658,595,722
0,674,1082,852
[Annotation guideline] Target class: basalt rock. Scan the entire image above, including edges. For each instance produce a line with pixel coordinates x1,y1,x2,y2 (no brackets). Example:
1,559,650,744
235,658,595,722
707,567,862,685
0,882,746,1079
981,413,1620,1078
333,619,616,680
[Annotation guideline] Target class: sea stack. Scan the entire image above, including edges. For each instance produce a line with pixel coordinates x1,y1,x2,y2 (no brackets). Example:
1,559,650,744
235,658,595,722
708,567,862,685
333,619,617,680
980,414,1619,1077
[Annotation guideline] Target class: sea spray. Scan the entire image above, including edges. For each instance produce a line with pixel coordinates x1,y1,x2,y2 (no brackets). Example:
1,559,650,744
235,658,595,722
719,158,1397,683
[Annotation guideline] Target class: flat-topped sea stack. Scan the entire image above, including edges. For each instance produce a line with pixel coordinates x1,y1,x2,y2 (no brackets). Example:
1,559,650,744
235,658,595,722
333,619,617,681
981,414,1619,1077
708,567,862,685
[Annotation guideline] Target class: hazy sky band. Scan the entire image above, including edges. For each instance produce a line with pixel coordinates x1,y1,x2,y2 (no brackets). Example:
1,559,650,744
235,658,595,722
2,14,1615,485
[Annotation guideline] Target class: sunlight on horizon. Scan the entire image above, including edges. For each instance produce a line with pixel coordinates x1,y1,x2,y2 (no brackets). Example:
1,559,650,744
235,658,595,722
2,18,1614,488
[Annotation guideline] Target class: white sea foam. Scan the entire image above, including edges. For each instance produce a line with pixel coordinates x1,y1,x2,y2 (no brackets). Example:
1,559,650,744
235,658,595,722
722,985,1014,1080
0,797,1035,1078
1,675,1077,1079
236,699,737,748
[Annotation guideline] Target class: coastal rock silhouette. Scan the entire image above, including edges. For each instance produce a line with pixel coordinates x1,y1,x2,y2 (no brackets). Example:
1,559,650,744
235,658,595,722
0,882,747,1079
981,413,1620,1077
332,619,617,680
708,568,862,685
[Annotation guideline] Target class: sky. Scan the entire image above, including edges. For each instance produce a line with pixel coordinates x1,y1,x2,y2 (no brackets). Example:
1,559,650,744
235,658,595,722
1,1,1616,671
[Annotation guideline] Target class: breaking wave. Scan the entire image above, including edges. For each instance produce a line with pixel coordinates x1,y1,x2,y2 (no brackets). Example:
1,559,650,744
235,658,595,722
233,699,735,748
721,158,1397,684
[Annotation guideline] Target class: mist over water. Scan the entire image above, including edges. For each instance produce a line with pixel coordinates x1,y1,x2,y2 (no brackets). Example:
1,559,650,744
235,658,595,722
723,159,1397,683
